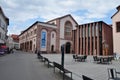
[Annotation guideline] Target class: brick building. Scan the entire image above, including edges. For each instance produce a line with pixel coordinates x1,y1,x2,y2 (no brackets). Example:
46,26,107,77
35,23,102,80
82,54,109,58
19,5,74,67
73,21,113,56
19,14,78,53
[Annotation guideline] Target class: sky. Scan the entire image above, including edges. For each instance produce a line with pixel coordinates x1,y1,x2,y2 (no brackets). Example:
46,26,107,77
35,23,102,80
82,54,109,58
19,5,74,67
0,0,120,35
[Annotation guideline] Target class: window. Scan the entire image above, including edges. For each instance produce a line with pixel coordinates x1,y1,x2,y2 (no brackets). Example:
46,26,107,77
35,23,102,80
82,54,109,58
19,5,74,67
65,21,72,36
96,23,98,36
83,27,85,37
116,22,120,32
34,29,37,34
88,24,91,37
52,33,54,38
92,24,94,37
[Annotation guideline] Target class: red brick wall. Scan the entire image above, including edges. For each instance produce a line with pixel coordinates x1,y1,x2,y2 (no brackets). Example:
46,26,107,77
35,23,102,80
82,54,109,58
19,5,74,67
102,23,113,55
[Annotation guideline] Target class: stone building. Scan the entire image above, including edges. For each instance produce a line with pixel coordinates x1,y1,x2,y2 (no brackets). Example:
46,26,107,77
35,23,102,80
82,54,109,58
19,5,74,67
73,21,113,56
19,14,78,53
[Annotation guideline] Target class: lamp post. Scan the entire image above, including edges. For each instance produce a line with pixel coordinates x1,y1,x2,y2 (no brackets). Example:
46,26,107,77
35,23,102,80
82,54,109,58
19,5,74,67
61,44,65,67
61,44,65,80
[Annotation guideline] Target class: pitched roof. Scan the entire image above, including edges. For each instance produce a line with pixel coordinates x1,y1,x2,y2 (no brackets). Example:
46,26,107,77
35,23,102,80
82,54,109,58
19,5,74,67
19,21,57,36
47,14,78,25
11,34,19,42
111,5,120,18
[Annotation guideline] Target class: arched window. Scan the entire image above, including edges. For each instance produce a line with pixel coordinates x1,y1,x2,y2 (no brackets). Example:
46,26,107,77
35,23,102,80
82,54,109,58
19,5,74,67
41,29,47,49
65,21,72,36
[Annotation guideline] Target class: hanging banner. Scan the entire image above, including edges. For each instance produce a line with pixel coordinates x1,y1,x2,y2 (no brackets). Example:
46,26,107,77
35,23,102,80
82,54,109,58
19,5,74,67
41,31,46,48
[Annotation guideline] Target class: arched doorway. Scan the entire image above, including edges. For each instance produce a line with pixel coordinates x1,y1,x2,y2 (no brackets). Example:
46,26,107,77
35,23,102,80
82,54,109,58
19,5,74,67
51,45,54,52
65,42,71,53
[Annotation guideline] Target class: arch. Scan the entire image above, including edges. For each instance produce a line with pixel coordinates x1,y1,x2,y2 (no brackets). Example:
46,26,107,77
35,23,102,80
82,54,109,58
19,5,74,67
51,45,54,52
30,41,32,50
64,21,73,39
65,42,71,53
50,31,56,52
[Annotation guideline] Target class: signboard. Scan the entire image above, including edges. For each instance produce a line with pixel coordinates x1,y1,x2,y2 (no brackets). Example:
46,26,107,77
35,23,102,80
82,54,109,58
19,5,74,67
41,31,46,48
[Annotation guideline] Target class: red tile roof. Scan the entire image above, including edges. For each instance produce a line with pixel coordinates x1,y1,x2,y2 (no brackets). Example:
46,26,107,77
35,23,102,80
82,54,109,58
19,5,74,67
11,34,19,42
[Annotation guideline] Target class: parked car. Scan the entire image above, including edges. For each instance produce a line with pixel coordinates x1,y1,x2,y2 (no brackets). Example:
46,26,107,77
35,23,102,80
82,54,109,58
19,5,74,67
0,45,9,55
0,48,5,55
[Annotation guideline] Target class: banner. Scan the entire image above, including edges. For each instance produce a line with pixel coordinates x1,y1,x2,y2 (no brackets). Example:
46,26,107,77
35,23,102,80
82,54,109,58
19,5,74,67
41,31,46,48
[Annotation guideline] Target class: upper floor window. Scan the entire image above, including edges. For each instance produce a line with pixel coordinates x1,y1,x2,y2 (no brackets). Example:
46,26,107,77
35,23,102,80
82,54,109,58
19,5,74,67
52,33,54,38
65,21,72,36
92,24,94,37
34,29,37,34
116,22,120,32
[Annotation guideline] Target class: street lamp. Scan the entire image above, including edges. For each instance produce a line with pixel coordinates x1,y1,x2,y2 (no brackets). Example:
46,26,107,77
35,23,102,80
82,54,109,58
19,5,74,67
61,44,65,67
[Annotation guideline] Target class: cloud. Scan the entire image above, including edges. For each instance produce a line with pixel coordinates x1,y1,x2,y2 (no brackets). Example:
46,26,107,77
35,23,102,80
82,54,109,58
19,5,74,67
0,0,120,34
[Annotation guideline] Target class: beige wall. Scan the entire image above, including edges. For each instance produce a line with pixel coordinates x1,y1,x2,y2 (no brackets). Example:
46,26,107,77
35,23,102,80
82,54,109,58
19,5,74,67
112,10,120,54
59,16,77,51
60,16,77,39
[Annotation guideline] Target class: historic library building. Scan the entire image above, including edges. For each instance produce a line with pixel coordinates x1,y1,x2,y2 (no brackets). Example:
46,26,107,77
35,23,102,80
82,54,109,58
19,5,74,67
19,14,113,55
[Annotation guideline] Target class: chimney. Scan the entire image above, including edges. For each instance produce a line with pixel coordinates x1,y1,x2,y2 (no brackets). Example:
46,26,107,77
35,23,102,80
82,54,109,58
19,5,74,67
117,5,120,11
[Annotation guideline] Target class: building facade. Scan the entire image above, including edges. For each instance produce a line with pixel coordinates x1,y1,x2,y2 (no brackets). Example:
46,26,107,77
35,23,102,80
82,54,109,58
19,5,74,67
112,5,120,55
73,21,113,56
6,34,19,49
0,6,9,44
19,15,77,53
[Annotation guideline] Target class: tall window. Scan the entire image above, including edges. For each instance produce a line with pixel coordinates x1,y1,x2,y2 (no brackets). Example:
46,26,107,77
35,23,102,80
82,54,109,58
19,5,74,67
34,29,37,34
92,24,94,37
65,21,72,36
116,22,120,32
88,25,91,37
83,26,85,37
41,30,47,48
96,23,98,36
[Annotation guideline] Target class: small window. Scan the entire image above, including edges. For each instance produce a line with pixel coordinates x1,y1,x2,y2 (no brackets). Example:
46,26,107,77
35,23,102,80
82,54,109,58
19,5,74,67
52,33,54,38
116,22,120,32
34,29,37,34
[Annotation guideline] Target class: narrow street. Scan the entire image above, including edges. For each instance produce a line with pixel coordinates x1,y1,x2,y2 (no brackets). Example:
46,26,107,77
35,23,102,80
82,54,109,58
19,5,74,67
0,51,62,80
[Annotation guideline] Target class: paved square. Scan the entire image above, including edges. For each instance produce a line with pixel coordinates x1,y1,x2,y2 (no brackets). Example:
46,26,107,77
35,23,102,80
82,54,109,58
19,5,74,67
42,54,120,80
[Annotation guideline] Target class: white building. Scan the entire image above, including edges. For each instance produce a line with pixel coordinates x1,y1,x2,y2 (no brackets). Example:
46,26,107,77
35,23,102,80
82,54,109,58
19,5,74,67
6,34,19,49
112,5,120,58
0,6,9,44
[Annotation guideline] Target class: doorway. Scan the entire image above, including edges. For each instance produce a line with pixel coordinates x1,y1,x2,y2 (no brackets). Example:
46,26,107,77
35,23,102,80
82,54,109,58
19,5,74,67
51,45,54,52
65,42,71,53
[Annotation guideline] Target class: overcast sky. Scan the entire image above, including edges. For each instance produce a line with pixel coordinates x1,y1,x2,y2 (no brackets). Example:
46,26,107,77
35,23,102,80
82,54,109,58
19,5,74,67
0,0,120,35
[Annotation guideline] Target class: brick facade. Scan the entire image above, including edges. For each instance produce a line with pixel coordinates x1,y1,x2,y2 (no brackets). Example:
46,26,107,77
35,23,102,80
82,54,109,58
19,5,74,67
73,21,113,56
19,15,77,53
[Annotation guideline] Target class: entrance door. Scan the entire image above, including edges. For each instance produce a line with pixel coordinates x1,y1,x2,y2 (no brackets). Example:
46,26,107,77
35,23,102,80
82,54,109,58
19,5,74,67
65,42,71,53
51,45,54,52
